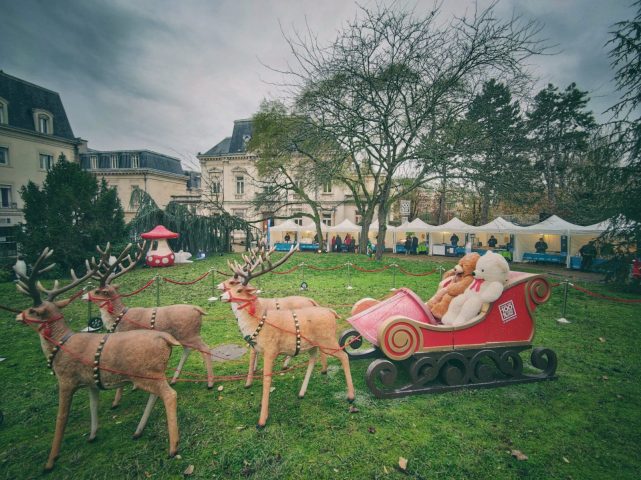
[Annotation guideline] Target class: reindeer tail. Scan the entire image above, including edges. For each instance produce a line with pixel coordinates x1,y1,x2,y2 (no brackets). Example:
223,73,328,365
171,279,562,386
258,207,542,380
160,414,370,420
158,332,181,347
194,307,207,316
330,309,340,319
309,299,320,307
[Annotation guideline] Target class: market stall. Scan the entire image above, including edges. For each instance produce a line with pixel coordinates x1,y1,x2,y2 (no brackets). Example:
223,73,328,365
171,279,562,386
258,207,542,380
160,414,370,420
394,218,433,254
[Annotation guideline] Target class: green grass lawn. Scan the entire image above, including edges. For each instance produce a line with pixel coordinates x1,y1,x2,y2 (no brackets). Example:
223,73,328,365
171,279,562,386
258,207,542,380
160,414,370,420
1,252,640,479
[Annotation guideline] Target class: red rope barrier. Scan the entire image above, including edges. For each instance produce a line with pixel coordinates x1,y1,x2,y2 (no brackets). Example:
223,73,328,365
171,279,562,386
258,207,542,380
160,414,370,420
163,271,210,285
397,267,437,277
570,284,641,304
269,265,301,275
351,264,391,273
119,278,156,298
306,264,345,271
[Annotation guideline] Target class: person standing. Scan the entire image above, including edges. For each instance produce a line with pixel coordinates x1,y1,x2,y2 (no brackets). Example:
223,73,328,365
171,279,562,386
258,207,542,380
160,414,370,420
535,237,548,253
411,235,418,255
579,241,597,271
404,235,412,255
335,234,343,253
450,233,459,247
487,235,497,248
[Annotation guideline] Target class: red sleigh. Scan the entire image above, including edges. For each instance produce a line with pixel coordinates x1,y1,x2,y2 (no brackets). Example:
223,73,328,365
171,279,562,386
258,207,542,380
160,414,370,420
339,271,557,398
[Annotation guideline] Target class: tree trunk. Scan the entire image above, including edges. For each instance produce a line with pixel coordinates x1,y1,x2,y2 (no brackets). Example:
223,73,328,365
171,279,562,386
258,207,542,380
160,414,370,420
359,209,375,254
375,205,388,261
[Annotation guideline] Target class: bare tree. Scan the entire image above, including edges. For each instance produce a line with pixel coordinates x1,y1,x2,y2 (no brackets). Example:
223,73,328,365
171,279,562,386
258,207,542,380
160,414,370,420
269,2,547,258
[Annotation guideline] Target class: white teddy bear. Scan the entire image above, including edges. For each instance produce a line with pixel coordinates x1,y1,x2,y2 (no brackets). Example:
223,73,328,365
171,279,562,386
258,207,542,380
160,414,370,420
441,251,510,326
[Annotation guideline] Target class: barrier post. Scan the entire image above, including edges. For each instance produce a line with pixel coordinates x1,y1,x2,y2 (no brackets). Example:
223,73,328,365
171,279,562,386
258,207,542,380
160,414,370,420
557,279,571,323
346,262,353,290
300,262,307,290
390,263,398,291
438,265,445,280
210,268,216,297
155,274,161,307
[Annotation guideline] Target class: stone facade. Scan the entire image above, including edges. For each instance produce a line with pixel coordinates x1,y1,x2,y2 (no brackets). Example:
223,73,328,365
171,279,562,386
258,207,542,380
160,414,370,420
197,119,363,239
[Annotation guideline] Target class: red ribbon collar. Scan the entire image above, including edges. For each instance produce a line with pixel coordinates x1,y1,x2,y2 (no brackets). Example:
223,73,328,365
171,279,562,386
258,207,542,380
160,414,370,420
227,293,258,316
21,311,64,338
469,278,485,292
87,292,120,314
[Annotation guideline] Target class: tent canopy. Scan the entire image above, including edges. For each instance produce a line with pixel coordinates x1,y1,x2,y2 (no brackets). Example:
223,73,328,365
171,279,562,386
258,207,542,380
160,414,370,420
396,218,433,233
473,217,524,233
300,221,329,233
431,217,475,233
369,220,396,232
328,218,360,233
270,219,302,232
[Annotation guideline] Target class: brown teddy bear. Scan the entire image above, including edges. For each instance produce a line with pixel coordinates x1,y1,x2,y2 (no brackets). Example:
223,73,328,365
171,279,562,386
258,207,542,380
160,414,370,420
426,252,480,320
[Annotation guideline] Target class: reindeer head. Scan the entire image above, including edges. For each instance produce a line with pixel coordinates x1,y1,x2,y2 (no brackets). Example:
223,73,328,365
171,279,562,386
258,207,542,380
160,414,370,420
15,247,105,335
84,242,146,310
219,282,258,304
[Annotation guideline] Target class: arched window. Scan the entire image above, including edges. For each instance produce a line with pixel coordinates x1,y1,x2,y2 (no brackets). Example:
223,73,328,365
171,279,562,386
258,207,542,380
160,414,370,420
33,109,54,134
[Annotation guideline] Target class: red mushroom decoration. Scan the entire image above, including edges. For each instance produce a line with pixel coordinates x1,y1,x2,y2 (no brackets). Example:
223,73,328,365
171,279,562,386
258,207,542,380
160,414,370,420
141,225,179,267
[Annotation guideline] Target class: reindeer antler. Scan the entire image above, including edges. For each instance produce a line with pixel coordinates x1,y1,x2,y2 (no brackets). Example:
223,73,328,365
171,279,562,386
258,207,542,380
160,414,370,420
15,248,56,306
232,243,299,285
15,247,107,305
91,241,147,287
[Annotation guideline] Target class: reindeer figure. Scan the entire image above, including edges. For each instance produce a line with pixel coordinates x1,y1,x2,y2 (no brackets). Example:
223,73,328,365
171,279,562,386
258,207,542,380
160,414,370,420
85,242,213,408
218,243,327,387
14,248,180,471
221,245,355,428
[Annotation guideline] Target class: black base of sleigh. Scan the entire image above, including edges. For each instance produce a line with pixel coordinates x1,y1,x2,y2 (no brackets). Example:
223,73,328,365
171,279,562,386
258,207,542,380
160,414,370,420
339,329,557,399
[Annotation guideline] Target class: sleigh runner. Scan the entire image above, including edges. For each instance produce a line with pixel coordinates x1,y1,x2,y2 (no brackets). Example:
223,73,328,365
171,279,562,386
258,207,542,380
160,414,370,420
339,271,557,398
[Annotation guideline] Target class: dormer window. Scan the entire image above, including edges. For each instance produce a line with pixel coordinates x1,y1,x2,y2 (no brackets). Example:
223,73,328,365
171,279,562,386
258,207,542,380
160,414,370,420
33,109,54,134
131,154,140,169
110,154,118,169
90,155,98,169
0,97,8,124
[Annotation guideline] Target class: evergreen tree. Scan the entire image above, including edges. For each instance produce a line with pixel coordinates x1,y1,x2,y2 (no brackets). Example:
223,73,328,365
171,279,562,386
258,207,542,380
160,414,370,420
526,83,596,212
605,0,641,252
461,79,533,223
18,157,127,272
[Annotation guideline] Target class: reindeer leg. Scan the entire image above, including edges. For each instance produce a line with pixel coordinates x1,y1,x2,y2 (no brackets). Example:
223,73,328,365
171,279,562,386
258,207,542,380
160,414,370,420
193,339,215,389
158,385,179,457
171,347,191,385
134,381,179,457
298,348,318,399
245,348,258,388
88,387,99,442
45,384,75,471
331,350,355,403
133,394,158,439
111,387,123,409
320,351,328,374
257,351,277,429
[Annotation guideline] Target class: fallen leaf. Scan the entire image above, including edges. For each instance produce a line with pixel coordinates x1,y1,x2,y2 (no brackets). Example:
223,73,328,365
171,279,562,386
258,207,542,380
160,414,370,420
598,337,606,343
183,465,194,476
368,426,376,434
557,318,571,324
601,375,609,381
398,457,408,471
217,385,224,392
616,394,623,399
236,425,247,431
333,468,339,473
175,454,182,460
511,450,528,461
383,465,389,474
217,395,223,401
270,387,276,393
349,405,360,414
563,457,570,464
144,472,152,478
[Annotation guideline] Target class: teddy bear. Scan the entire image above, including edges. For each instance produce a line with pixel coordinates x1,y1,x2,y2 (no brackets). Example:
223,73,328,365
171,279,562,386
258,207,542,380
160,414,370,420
426,253,480,320
441,251,510,326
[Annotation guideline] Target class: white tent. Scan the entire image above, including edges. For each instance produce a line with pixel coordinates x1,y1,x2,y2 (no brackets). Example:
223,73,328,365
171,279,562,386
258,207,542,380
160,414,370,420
514,215,606,265
366,220,397,251
328,219,360,233
395,218,433,233
428,217,475,254
270,219,302,232
467,217,524,251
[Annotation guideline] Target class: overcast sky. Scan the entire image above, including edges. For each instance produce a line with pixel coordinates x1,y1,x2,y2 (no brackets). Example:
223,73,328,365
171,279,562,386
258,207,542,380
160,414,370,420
0,0,635,170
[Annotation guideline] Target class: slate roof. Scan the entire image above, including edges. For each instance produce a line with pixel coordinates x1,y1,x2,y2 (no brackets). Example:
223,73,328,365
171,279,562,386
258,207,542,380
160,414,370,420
80,150,186,176
202,119,253,157
0,71,76,140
